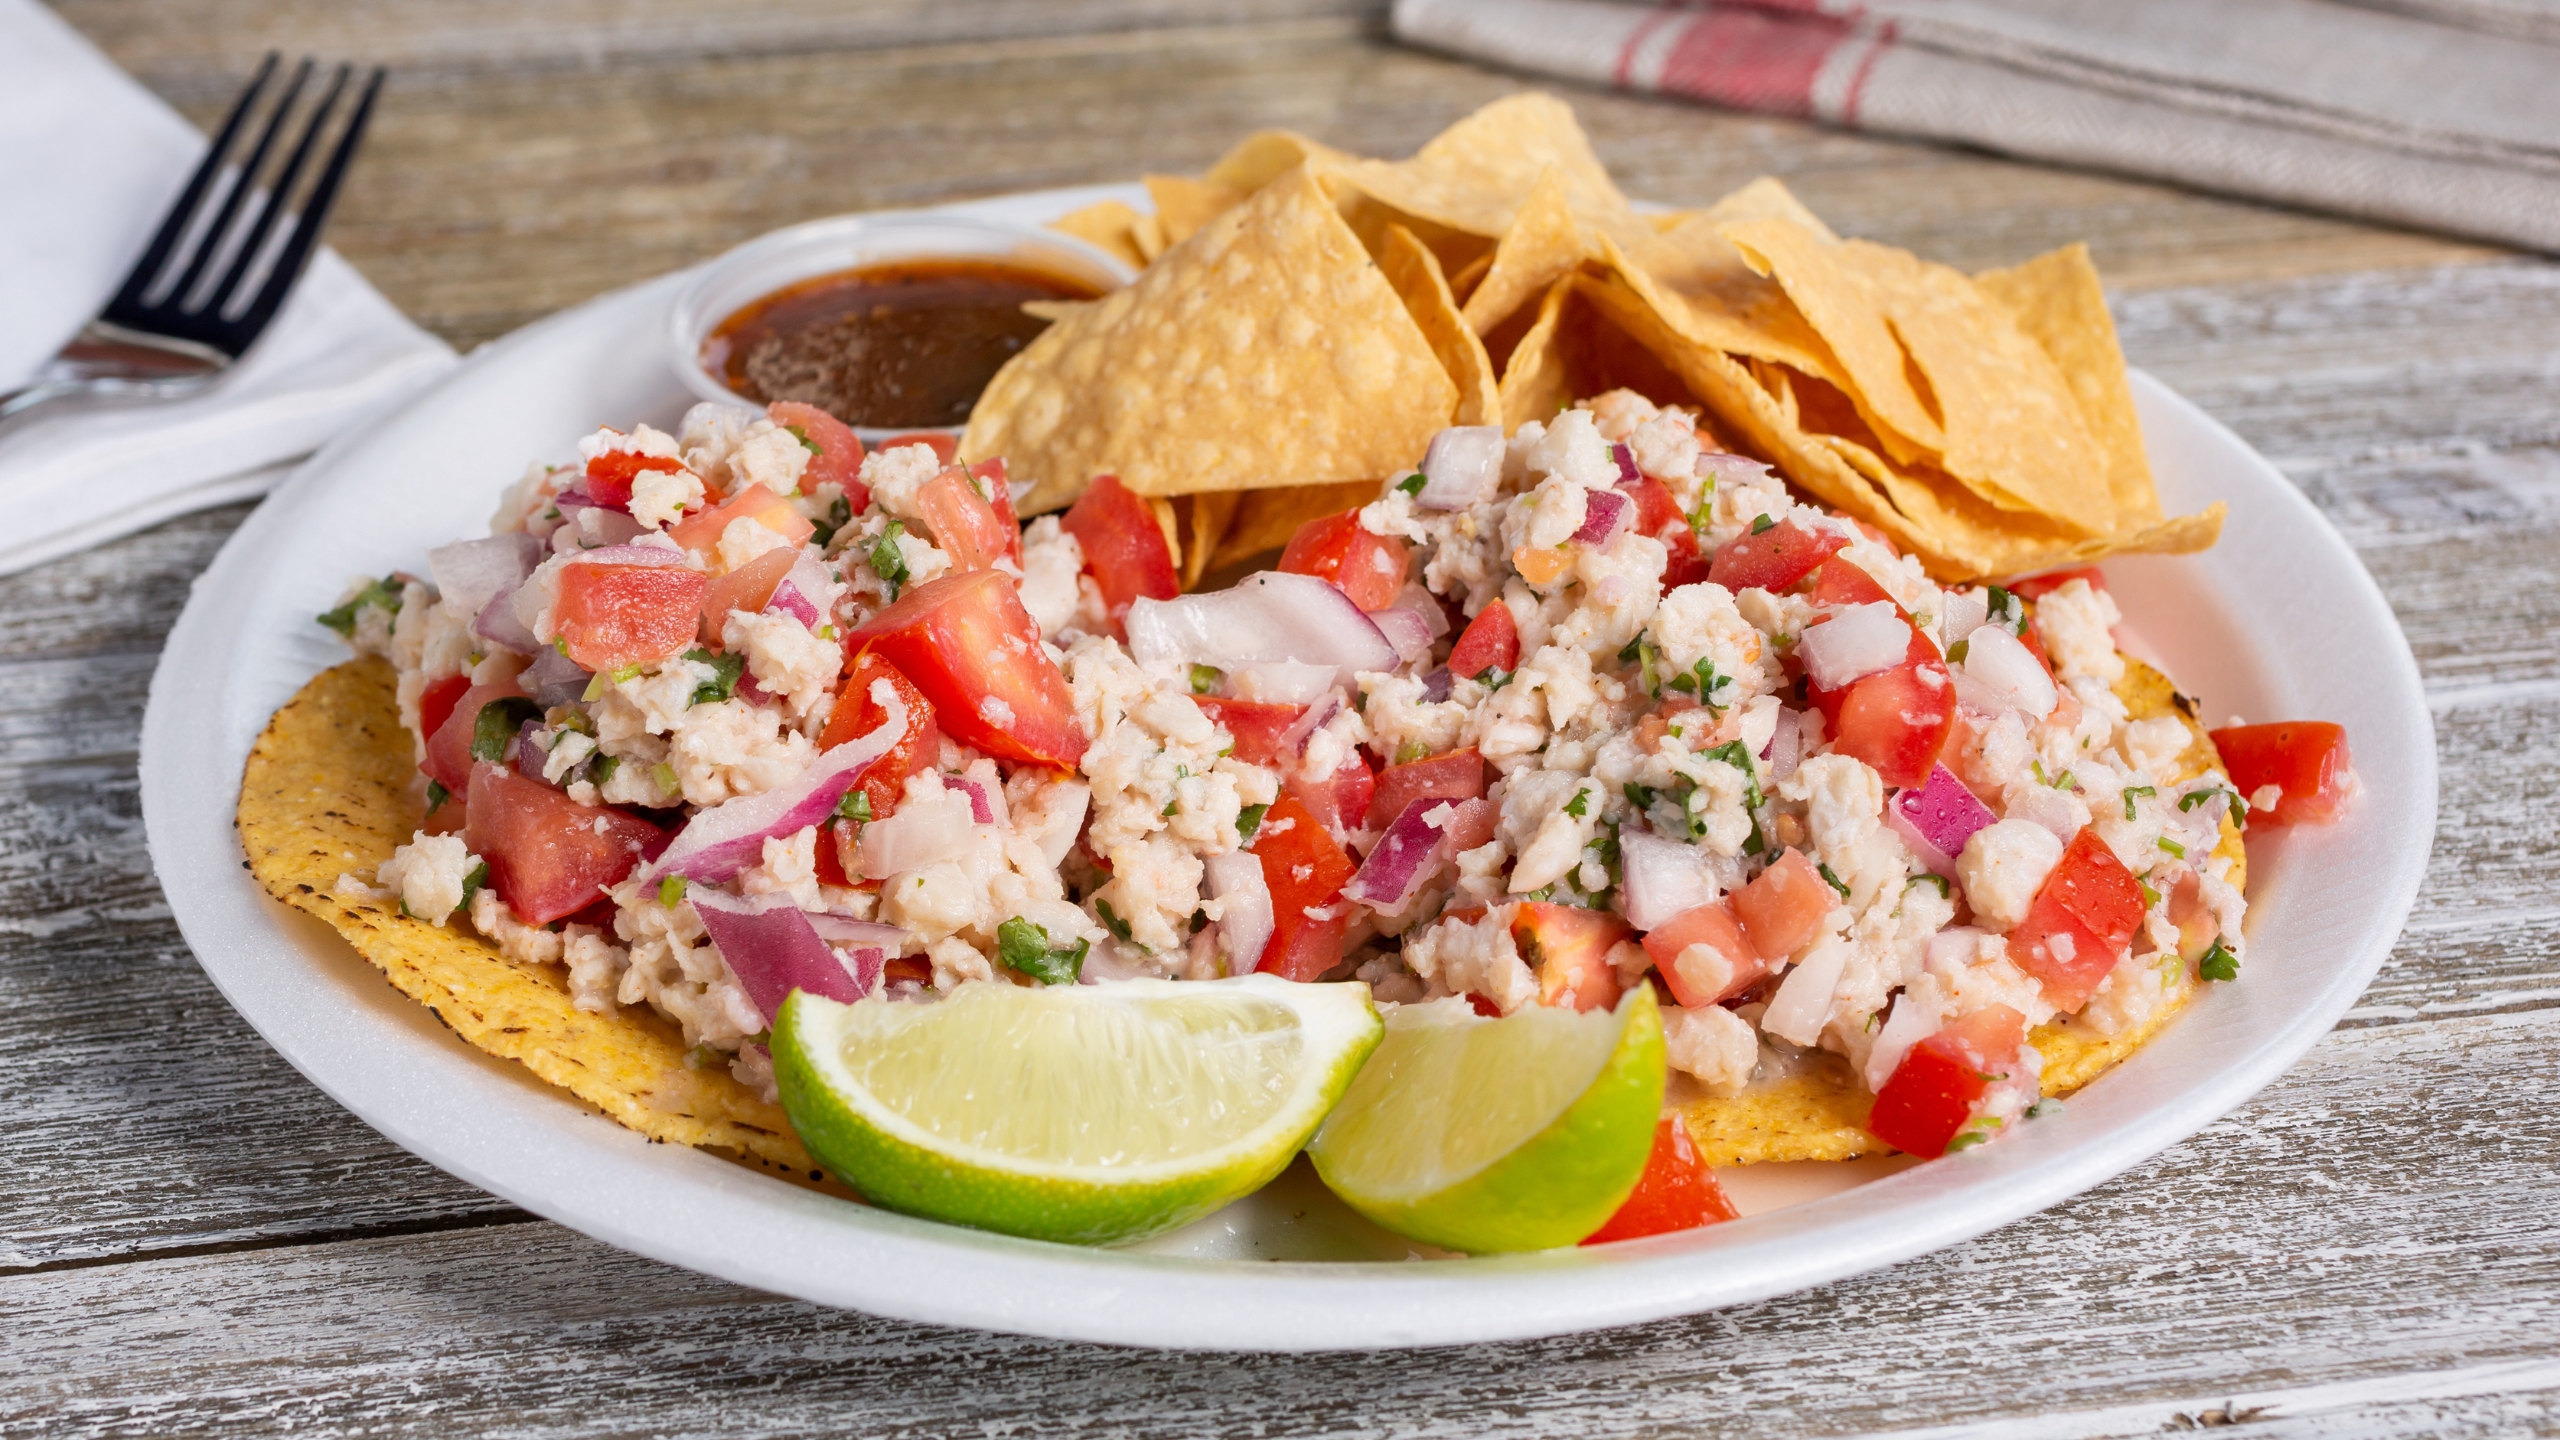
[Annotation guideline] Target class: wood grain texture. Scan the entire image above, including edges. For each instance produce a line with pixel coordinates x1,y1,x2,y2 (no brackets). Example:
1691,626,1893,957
10,0,2559,1434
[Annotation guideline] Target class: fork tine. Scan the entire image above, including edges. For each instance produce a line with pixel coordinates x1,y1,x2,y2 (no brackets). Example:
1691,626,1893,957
164,57,313,313
231,66,385,345
107,52,279,314
206,62,350,321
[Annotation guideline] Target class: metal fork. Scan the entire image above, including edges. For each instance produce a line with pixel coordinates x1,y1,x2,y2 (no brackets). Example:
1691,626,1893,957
0,53,386,425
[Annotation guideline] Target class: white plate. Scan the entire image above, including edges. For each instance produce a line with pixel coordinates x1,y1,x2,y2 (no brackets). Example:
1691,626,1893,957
141,184,2435,1351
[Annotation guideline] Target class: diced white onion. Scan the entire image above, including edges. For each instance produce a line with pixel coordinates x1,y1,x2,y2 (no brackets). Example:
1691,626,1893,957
1204,850,1273,972
1958,624,2058,718
1125,571,1399,676
1416,426,1505,510
1798,602,1910,690
1761,933,1852,1046
1618,829,1718,931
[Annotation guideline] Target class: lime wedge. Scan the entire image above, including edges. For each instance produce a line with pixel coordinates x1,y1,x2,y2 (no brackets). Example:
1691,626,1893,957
1308,985,1664,1253
773,976,1382,1246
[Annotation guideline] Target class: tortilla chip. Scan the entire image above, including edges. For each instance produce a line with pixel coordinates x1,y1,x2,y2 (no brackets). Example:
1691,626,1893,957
1021,298,1087,323
237,657,833,1188
1047,198,1149,271
1377,222,1501,428
1207,479,1379,574
1146,174,1248,249
1679,656,2243,1161
1457,167,1591,338
1497,277,1578,430
1332,93,1647,247
1130,210,1169,265
1203,129,1355,194
962,166,1458,515
1446,251,1493,306
1177,490,1241,589
1975,243,2158,524
1595,230,1842,386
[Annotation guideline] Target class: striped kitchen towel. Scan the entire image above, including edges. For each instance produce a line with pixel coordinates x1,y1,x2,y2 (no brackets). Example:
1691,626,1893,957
1391,0,2560,252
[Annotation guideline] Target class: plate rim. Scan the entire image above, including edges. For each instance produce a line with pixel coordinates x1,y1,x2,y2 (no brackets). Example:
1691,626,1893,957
137,184,2436,1351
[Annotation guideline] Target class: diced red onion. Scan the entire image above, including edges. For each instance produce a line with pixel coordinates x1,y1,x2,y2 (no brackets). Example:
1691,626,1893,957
766,550,830,630
1368,606,1435,666
1888,764,1996,878
473,585,541,654
1203,849,1273,972
508,720,551,784
805,913,911,950
1240,661,1338,705
1572,487,1632,545
1955,624,2058,718
561,543,687,569
641,687,910,885
1391,584,1451,637
1611,442,1640,487
1126,571,1399,677
1697,451,1775,488
1618,829,1718,931
856,786,975,879
735,670,773,707
690,891,871,1022
1419,667,1452,704
1762,707,1805,783
942,773,996,824
766,580,821,630
1341,798,1458,910
522,647,591,708
562,508,646,551
1417,425,1505,511
1281,693,1342,757
1799,602,1909,690
428,533,544,622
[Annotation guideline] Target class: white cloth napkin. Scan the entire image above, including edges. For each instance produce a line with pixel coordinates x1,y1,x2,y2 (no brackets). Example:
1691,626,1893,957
1393,0,2560,255
0,0,455,577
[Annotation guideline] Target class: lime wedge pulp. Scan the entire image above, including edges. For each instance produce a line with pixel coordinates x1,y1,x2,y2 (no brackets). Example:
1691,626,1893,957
1308,984,1665,1253
773,976,1383,1246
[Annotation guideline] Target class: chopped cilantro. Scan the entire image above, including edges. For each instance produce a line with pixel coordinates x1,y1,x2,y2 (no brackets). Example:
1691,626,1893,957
1666,655,1736,708
1946,637,1970,664
317,575,404,637
1907,873,1951,897
2182,786,2248,821
786,424,822,454
2123,784,2156,820
1986,585,2025,634
651,761,680,796
1394,739,1430,766
469,697,543,763
834,788,873,823
587,754,619,786
1686,498,1712,537
1095,899,1134,944
1236,803,1270,842
683,647,745,707
2199,935,2240,982
455,860,489,917
2156,836,2187,858
1622,781,1658,811
997,917,1090,985
1162,795,1180,817
869,521,910,599
1750,513,1776,535
1701,740,1764,810
809,493,853,548
1395,471,1426,496
1818,862,1851,900
658,875,688,908
1188,663,1223,695
424,779,452,814
1564,789,1589,818
1479,667,1514,692
552,636,572,658
2139,878,2162,907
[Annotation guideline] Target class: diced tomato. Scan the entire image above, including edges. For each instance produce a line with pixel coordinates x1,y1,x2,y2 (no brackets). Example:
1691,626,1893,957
1804,625,1955,789
915,463,1019,576
552,562,709,673
819,648,940,821
971,457,1020,550
842,569,1086,768
1467,992,1505,1019
418,673,472,746
1249,792,1359,983
1287,751,1375,839
1581,1116,1739,1244
667,482,815,555
1193,696,1305,767
1867,1004,2027,1158
420,679,528,793
1280,509,1410,612
1365,748,1485,828
765,401,867,510
1512,902,1631,1012
2007,566,2107,602
1708,517,1848,592
1447,601,1519,680
1661,531,1714,591
1809,555,1897,610
581,448,685,511
880,431,959,465
1059,474,1179,638
698,546,798,645
2008,827,2148,1012
813,820,854,889
1619,473,1683,538
2209,720,2353,826
1437,796,1500,854
1642,900,1763,1008
1730,848,1835,962
462,761,664,925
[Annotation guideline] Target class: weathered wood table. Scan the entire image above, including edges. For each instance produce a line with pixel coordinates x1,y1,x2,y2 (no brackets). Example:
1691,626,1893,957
9,3,2557,1433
